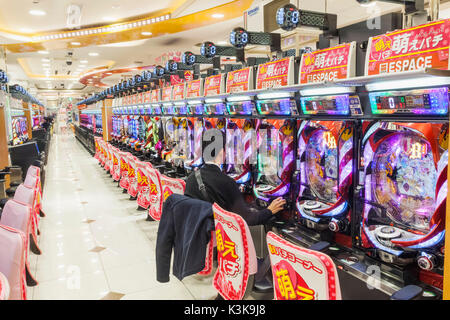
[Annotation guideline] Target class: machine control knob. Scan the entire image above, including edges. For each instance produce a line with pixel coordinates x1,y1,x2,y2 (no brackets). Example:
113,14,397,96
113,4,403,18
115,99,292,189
329,221,340,232
417,252,436,271
329,218,347,232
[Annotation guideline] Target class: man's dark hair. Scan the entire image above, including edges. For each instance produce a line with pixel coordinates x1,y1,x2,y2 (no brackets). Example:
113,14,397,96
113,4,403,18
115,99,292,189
202,129,226,163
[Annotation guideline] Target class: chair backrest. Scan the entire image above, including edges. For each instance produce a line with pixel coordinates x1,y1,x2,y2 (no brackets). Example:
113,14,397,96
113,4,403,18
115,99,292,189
0,271,10,300
0,200,32,236
266,231,341,300
0,225,27,300
23,173,39,190
26,165,40,179
212,203,257,300
13,184,36,207
149,173,186,221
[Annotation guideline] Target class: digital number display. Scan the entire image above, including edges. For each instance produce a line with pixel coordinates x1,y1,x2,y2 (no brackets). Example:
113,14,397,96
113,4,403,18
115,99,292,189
276,4,299,31
369,87,448,115
182,52,196,66
301,95,350,115
201,42,216,58
230,27,248,49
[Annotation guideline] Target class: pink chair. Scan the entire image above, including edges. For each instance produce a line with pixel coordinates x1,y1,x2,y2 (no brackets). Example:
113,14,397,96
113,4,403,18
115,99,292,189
212,203,257,300
266,231,341,300
111,148,122,182
0,271,9,300
13,184,41,255
0,199,38,286
125,154,139,197
0,225,27,300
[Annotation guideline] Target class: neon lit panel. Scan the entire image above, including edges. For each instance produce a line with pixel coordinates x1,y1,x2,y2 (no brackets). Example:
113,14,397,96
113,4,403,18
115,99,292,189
162,105,175,115
256,98,296,116
301,95,350,115
152,105,161,115
226,101,255,116
187,104,204,115
174,104,187,115
204,103,226,115
369,87,448,115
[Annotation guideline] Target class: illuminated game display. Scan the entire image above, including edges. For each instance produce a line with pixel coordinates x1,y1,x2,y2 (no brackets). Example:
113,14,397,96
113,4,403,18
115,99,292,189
296,120,354,232
361,121,448,270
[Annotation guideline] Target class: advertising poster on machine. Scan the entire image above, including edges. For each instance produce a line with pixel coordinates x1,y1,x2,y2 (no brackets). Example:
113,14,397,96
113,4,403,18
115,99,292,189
204,74,225,96
186,79,204,98
266,232,341,300
366,19,450,76
226,67,253,93
256,56,294,89
162,86,172,102
299,42,356,84
151,89,160,103
172,82,186,100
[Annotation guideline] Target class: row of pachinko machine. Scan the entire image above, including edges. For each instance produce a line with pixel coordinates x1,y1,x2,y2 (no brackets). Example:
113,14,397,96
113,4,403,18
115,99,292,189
91,16,450,300
80,110,103,136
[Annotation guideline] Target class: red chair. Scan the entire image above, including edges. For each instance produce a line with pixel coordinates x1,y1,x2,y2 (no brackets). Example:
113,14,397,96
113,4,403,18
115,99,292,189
119,152,132,190
266,231,341,300
212,203,257,300
0,225,27,300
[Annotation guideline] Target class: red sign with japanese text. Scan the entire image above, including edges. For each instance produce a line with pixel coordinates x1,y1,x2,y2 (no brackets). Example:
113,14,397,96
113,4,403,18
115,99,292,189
186,79,203,98
300,42,356,84
162,86,172,102
172,83,186,100
151,89,160,102
366,19,450,75
226,67,253,93
170,74,183,85
256,57,294,89
266,232,341,300
212,204,256,300
144,91,151,103
204,74,225,96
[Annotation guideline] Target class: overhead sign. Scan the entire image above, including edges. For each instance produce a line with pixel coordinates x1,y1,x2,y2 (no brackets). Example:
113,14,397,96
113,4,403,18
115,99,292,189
226,67,253,93
256,56,294,89
186,79,203,98
300,42,356,84
204,74,225,96
366,19,450,75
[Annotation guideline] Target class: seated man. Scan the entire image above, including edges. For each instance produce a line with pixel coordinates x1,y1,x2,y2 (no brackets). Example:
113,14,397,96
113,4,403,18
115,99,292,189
184,129,285,226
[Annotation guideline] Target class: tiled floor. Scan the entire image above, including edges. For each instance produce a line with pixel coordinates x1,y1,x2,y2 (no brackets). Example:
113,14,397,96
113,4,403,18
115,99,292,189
28,131,218,300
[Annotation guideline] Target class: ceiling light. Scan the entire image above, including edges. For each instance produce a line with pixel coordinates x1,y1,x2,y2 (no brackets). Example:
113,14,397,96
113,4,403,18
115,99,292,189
42,58,50,62
88,52,99,56
80,60,88,64
71,42,81,46
29,9,46,16
141,31,152,36
38,50,49,54
42,63,50,67
212,13,224,18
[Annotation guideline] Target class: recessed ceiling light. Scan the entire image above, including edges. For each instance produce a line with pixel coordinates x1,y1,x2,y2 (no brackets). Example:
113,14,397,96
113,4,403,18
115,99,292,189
42,64,50,67
80,60,88,64
212,13,224,18
38,50,49,54
71,42,81,46
42,58,50,62
29,9,46,16
88,52,99,56
141,31,152,36
105,72,113,75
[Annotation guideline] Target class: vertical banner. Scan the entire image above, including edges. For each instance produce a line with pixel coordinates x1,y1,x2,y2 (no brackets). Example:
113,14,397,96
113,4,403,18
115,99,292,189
299,42,356,84
204,74,225,96
186,79,204,98
365,19,450,75
256,56,294,89
266,231,341,300
172,82,186,100
226,67,253,93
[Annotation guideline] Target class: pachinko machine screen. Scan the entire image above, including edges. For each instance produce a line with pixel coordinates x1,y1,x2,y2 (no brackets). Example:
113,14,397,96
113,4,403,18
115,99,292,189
301,95,350,115
256,98,297,116
226,101,254,116
369,87,449,115
187,103,204,116
205,103,226,115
